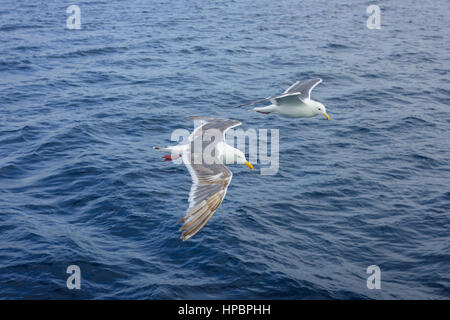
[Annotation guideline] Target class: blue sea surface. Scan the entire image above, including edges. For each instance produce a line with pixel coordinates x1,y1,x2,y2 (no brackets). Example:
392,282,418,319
0,0,449,299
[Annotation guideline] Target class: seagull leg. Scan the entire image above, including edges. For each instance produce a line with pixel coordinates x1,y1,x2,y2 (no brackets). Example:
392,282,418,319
163,154,181,161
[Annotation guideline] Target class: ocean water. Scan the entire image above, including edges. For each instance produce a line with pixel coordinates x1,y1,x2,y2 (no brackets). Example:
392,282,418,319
0,0,449,299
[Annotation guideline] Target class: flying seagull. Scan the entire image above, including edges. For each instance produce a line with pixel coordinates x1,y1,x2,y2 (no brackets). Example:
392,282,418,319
154,116,254,241
240,78,330,119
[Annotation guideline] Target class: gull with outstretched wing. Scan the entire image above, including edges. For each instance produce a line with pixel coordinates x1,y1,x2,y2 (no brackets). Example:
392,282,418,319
240,78,330,119
154,117,253,240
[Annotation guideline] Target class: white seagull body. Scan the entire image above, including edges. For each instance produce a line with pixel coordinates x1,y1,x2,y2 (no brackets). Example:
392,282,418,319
154,116,253,241
249,78,330,120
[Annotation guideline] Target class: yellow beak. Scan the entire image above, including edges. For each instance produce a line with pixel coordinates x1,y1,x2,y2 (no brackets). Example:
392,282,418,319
323,112,330,120
244,161,254,170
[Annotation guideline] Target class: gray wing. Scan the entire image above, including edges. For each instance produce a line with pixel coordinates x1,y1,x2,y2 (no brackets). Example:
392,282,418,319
283,78,322,100
188,116,241,136
178,117,241,240
271,93,305,106
235,78,322,108
188,116,241,142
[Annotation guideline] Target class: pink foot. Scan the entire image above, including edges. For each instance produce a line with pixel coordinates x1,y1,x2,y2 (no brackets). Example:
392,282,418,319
163,154,181,161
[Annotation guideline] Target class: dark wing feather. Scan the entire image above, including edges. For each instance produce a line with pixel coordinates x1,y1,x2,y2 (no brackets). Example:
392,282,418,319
178,117,240,240
283,78,322,100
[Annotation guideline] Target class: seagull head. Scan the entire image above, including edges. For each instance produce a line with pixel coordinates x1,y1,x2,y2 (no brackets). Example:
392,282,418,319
225,146,253,170
236,149,254,170
315,103,330,120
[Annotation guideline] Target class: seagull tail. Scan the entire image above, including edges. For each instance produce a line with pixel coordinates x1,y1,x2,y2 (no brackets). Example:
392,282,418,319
253,104,276,114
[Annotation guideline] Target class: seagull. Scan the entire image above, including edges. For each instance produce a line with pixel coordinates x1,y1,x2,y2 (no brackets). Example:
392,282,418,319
240,78,330,120
154,116,254,241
